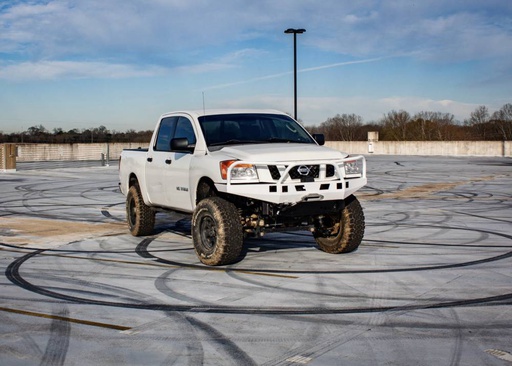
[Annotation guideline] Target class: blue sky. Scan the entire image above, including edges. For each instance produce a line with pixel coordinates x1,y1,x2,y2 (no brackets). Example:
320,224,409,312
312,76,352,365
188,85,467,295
1,0,511,133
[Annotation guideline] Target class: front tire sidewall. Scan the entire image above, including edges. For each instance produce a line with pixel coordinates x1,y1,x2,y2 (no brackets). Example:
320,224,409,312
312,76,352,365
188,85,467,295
314,195,365,254
192,197,242,266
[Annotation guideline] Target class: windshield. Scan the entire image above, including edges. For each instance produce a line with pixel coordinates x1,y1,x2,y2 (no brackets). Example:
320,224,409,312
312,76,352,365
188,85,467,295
198,113,315,148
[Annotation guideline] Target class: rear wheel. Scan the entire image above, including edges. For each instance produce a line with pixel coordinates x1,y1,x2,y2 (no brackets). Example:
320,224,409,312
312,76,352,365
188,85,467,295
314,195,365,254
192,197,243,266
126,185,155,236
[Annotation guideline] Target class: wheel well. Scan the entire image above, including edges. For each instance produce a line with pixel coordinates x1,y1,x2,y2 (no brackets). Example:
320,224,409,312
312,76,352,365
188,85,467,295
129,173,139,188
196,177,217,203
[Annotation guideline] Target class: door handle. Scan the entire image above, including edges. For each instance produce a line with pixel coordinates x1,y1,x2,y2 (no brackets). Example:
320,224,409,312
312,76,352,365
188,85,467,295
165,159,172,165
147,157,153,163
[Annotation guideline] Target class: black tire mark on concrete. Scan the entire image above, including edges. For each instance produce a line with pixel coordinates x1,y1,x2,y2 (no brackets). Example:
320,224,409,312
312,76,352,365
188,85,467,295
5,247,512,315
185,315,257,366
447,308,463,366
159,311,205,366
40,307,70,366
137,225,512,275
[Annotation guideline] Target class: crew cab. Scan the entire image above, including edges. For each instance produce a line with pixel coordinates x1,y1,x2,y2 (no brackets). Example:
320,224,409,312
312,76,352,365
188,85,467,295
119,109,367,265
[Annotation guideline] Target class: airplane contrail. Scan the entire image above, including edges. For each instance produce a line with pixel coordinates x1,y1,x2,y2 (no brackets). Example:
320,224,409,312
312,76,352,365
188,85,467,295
201,57,383,91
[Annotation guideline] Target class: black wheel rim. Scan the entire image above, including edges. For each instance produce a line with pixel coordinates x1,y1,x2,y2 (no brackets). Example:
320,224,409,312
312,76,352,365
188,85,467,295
199,215,216,251
314,212,342,238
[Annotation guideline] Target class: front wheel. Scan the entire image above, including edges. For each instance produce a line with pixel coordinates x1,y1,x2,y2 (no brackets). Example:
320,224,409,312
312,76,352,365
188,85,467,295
126,185,155,236
192,197,243,266
314,195,365,254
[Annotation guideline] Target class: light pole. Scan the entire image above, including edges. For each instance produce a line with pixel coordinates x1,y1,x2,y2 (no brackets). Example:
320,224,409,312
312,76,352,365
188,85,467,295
284,28,306,120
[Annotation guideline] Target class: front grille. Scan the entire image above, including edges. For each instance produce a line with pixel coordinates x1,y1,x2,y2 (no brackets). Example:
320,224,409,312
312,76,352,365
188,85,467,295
326,164,335,177
268,164,335,181
268,165,281,180
289,165,320,180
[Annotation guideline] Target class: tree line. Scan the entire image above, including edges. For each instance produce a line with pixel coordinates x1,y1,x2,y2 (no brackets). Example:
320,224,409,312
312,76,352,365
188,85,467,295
0,125,153,144
1,103,510,143
308,103,512,141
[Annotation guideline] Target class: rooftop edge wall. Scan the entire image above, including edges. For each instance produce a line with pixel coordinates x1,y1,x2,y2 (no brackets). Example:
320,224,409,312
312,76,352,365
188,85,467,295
1,141,510,165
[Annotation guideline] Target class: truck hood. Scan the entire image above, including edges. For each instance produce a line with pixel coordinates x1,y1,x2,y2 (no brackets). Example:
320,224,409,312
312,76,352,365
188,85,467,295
215,143,348,162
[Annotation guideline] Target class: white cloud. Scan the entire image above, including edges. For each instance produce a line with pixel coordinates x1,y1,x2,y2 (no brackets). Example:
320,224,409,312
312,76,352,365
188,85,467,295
176,48,267,75
342,11,378,25
1,1,510,65
305,3,512,64
0,60,168,80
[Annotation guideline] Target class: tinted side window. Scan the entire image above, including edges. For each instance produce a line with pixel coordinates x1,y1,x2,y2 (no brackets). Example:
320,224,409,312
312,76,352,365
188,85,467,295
155,117,178,151
174,117,196,145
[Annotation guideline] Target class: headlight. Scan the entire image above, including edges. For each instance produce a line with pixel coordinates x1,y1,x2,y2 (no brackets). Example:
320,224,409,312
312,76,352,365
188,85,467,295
220,160,259,181
343,159,363,176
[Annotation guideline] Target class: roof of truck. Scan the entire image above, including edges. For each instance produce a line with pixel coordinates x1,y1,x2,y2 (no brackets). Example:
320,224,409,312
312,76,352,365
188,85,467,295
160,109,292,119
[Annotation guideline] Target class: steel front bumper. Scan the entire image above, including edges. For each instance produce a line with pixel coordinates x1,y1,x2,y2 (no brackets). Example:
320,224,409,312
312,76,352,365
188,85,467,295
214,155,367,204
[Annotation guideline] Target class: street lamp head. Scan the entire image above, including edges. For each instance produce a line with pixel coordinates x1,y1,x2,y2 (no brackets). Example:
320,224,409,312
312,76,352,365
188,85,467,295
284,28,306,34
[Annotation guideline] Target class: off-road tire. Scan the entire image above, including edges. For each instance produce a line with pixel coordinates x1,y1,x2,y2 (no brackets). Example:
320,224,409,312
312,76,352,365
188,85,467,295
126,185,155,236
192,197,243,266
314,195,365,254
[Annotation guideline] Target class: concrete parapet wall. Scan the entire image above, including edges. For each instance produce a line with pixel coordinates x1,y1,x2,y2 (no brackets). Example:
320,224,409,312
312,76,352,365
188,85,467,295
4,141,511,163
326,141,512,157
15,143,149,162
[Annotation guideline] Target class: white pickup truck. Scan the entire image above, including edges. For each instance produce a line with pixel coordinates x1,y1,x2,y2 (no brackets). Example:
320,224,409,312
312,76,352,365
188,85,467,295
119,109,367,266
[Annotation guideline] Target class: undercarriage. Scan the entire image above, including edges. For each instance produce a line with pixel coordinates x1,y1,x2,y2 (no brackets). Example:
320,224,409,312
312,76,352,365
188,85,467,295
222,193,346,237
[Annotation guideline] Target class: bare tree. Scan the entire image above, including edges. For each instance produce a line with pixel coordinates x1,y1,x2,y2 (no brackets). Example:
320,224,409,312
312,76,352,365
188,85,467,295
491,103,512,140
463,105,490,139
27,125,48,136
323,114,363,141
412,111,455,140
379,110,411,140
465,105,490,126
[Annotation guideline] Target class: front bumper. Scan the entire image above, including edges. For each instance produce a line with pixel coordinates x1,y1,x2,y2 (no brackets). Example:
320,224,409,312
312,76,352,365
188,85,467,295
214,155,367,204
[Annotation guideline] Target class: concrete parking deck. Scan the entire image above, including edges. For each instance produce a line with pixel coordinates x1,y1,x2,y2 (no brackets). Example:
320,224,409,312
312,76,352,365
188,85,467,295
1,156,511,365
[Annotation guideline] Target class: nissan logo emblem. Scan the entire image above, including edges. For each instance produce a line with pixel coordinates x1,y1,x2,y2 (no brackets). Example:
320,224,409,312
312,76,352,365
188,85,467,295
297,165,310,176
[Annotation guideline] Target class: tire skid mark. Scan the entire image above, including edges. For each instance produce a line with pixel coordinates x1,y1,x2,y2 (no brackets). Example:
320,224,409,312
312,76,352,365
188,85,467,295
447,308,463,366
261,327,368,366
154,268,202,304
138,226,512,275
10,179,122,223
5,247,512,315
0,311,44,360
40,306,70,366
160,311,205,365
185,315,257,366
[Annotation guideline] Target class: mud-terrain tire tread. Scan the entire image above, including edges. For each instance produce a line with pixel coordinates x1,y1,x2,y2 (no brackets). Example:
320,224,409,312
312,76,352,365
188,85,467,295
314,195,365,254
192,197,243,266
126,185,155,236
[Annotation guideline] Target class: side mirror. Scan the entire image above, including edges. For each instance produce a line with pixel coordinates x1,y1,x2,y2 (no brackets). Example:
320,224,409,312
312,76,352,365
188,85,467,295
313,134,325,146
170,138,195,153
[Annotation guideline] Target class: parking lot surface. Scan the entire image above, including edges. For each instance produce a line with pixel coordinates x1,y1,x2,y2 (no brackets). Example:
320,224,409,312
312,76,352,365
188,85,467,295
1,155,512,365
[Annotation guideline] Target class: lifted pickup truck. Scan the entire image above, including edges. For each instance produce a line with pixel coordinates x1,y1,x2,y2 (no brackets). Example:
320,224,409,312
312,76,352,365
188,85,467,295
119,109,367,265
